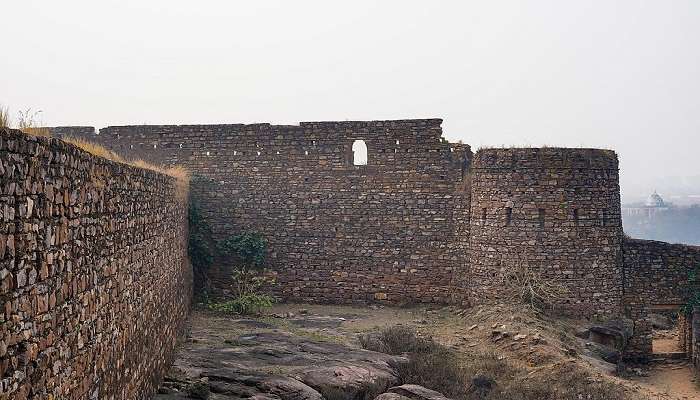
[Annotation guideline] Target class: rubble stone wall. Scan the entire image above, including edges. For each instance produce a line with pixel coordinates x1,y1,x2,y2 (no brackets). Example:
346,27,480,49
62,121,472,304
468,148,624,316
0,128,190,399
622,238,700,356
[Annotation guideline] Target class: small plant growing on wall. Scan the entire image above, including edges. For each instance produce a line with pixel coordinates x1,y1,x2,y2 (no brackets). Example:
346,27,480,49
209,232,276,315
188,201,214,300
679,267,700,316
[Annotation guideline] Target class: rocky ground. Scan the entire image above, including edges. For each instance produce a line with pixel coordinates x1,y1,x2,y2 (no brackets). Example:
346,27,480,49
156,303,700,400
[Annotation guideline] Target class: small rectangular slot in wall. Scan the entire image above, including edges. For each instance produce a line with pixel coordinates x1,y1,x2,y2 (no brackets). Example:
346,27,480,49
505,207,512,226
538,208,545,228
601,210,606,226
574,209,579,226
481,208,487,224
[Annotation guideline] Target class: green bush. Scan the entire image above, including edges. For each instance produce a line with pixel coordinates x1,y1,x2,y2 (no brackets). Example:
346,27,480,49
208,293,275,316
219,232,267,268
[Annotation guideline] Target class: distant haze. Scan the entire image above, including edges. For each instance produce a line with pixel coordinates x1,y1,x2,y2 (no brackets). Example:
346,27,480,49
2,1,699,201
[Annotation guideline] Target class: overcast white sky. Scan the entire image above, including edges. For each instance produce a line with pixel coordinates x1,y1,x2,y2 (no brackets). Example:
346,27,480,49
2,1,699,201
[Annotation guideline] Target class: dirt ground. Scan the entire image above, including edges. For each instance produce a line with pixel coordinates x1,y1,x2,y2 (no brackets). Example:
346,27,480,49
163,303,700,399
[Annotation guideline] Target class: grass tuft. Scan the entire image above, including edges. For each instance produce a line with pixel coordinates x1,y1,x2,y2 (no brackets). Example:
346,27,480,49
0,105,10,128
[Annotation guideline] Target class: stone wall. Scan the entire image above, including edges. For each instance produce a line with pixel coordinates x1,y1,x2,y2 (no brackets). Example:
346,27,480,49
468,148,624,316
0,128,190,399
622,238,700,356
60,120,472,304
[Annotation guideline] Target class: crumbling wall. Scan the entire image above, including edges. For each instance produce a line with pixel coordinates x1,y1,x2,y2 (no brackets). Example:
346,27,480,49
0,128,190,399
68,120,472,304
468,148,624,317
622,238,700,356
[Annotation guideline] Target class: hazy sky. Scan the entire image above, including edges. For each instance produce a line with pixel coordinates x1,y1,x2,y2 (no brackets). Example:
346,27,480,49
2,1,699,201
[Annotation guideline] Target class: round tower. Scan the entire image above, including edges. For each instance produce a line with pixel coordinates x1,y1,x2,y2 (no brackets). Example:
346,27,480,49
468,148,623,317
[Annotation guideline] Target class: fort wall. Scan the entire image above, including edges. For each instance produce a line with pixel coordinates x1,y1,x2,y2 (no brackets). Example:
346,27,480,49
48,120,700,360
66,121,472,304
622,238,700,356
0,128,190,399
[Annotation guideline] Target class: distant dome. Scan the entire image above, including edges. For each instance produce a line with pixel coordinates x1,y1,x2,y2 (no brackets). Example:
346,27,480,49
645,191,665,208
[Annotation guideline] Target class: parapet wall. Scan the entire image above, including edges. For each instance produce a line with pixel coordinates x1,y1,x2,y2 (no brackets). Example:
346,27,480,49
0,128,190,399
57,120,472,304
469,148,624,316
622,238,700,356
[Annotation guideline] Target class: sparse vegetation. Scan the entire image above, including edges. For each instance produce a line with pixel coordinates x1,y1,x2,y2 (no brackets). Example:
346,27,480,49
15,107,51,136
500,262,570,312
208,293,275,315
361,325,639,400
185,381,210,399
207,231,276,315
188,201,215,300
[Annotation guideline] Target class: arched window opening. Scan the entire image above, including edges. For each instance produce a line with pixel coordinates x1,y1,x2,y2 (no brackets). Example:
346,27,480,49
352,140,368,166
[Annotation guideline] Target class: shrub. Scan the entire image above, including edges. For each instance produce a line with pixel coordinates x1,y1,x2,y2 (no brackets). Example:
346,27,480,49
208,293,275,316
219,232,267,268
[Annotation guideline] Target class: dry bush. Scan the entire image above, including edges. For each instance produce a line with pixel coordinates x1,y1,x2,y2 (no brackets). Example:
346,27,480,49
362,325,640,400
500,262,571,311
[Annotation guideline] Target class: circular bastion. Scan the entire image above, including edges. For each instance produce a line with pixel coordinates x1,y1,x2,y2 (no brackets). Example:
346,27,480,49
468,147,623,317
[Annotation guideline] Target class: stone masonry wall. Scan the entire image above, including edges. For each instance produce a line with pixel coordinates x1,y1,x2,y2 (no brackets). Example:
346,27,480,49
622,238,700,356
59,120,472,304
469,148,624,316
0,128,190,399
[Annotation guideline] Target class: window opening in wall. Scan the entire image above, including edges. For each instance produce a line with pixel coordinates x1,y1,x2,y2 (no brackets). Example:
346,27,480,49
574,209,580,226
396,140,400,145
312,140,316,146
153,144,157,149
304,150,309,156
538,208,545,228
352,140,368,165
276,150,280,155
601,210,606,226
481,208,487,223
130,144,133,149
394,148,397,153
257,151,261,156
179,143,183,149
505,207,513,226
233,150,237,155
206,151,210,156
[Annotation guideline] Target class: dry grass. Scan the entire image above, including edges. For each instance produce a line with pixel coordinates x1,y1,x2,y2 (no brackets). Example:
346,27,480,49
16,108,51,137
0,105,10,128
62,136,190,199
62,136,126,163
362,326,641,400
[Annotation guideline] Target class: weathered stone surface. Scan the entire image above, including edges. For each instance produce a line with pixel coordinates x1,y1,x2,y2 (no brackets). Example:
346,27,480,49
375,393,413,400
388,384,454,400
156,322,404,400
0,128,190,400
